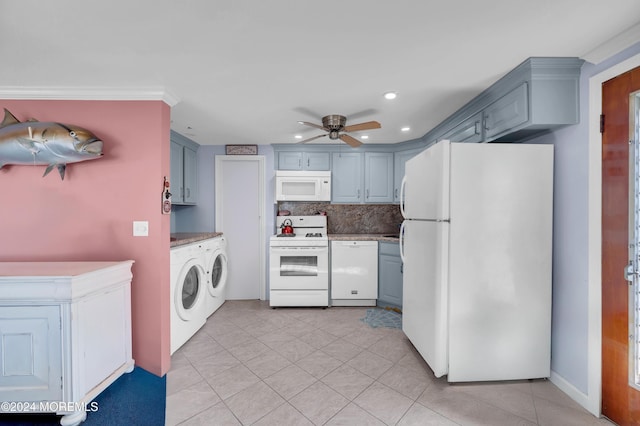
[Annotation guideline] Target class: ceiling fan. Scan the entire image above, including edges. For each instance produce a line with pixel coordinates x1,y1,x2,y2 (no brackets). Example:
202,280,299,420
297,114,381,147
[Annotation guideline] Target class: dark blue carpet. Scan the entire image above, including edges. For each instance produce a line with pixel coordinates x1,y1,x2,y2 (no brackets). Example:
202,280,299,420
0,367,166,426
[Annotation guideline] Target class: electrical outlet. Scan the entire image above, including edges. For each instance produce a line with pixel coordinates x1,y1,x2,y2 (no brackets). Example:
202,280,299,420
133,221,149,237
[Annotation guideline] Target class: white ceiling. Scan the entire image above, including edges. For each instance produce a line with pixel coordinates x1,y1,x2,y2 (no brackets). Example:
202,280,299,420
1,1,640,146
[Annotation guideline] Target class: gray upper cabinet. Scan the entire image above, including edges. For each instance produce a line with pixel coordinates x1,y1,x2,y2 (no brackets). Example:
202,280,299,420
364,152,393,203
278,152,330,170
331,152,363,203
426,57,583,144
440,111,484,144
393,148,423,204
332,152,394,204
483,83,528,140
170,131,199,205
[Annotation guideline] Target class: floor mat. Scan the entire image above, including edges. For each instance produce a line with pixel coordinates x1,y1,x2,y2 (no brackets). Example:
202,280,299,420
360,307,402,329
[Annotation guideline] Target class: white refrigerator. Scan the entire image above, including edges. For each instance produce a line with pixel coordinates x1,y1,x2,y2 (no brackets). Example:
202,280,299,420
400,140,553,382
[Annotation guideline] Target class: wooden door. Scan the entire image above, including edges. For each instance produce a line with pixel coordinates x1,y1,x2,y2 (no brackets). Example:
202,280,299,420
602,66,640,425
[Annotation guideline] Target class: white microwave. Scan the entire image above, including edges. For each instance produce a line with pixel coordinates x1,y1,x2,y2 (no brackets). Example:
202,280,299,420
275,170,331,201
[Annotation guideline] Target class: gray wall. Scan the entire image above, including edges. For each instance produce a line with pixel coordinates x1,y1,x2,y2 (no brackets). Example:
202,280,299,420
528,41,640,394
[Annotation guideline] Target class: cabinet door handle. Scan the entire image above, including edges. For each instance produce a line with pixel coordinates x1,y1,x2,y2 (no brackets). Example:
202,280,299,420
307,158,310,167
366,189,370,199
474,121,481,135
181,187,184,198
395,188,398,199
357,189,361,199
186,188,190,198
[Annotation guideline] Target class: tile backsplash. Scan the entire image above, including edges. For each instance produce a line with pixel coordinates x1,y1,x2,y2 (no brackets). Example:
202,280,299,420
277,202,403,234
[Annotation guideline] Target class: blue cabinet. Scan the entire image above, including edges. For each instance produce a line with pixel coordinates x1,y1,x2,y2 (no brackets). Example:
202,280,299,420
440,111,484,144
331,152,363,203
378,242,402,309
278,152,330,170
170,131,199,205
332,152,394,204
364,152,394,203
423,57,583,144
393,148,423,204
483,83,528,140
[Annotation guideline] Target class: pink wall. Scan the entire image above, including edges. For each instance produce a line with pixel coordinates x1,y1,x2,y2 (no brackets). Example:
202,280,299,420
0,100,171,377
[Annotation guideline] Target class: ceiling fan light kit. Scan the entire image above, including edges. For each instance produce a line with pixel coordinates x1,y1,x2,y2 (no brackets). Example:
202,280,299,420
297,114,381,148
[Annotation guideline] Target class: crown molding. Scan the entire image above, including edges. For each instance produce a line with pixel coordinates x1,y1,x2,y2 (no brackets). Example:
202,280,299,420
0,86,180,106
582,22,640,65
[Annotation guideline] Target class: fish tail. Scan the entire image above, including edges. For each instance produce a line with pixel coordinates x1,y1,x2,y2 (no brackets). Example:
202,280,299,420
43,164,56,177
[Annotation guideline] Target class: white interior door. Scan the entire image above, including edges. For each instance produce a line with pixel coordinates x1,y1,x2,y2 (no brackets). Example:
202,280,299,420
215,156,265,300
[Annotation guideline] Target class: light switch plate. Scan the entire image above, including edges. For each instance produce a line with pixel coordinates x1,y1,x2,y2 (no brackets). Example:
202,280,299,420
133,221,149,237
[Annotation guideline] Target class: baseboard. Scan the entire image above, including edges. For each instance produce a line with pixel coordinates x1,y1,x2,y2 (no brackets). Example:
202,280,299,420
550,370,600,417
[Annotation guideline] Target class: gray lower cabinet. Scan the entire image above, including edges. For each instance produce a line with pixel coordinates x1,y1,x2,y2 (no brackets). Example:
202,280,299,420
378,241,403,309
278,151,330,170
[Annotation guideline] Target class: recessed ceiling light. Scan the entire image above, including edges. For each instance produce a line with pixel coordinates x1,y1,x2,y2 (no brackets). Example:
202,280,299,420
401,127,411,132
384,91,397,100
294,135,302,139
361,135,369,139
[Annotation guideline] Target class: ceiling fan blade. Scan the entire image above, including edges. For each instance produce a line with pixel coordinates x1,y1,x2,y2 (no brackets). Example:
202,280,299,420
339,133,363,148
343,121,381,132
297,134,327,144
298,121,326,131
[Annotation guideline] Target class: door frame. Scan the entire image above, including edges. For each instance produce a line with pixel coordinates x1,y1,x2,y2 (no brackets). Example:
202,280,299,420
214,155,266,300
582,53,640,416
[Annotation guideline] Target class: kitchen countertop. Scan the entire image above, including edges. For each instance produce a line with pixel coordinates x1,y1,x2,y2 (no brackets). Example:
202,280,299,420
170,232,223,248
328,233,399,242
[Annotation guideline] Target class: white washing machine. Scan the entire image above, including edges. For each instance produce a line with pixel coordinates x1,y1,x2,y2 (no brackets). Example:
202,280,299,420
201,236,228,317
170,242,208,354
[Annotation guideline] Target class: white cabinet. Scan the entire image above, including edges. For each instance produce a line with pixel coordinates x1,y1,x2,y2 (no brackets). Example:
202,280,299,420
0,261,134,426
331,241,378,306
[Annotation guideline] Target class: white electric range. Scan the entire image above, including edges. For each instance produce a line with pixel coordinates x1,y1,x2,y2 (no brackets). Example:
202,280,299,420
269,215,329,307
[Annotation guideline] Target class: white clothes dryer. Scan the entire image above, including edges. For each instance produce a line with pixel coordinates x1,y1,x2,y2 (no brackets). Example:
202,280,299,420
170,242,208,354
201,236,228,317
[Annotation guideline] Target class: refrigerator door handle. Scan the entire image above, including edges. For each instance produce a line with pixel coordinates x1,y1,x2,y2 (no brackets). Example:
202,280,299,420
400,175,407,218
399,221,406,263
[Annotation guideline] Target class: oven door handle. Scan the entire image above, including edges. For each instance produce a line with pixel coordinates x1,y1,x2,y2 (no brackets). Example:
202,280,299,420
270,246,328,253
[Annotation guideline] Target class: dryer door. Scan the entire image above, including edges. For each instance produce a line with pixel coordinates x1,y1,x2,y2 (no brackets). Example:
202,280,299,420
175,259,205,320
207,249,228,298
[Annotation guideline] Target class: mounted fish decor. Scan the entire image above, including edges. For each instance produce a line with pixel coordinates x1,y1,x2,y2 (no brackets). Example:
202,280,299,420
0,108,103,180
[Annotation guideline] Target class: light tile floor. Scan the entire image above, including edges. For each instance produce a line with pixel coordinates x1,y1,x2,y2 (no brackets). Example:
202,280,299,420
166,300,614,425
